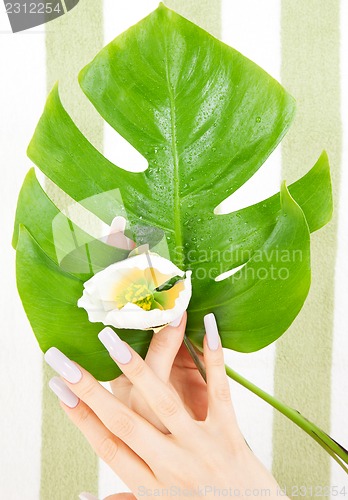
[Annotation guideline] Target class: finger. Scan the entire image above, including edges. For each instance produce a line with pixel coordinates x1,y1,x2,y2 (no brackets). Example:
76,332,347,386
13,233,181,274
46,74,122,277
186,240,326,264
98,328,197,439
79,494,99,500
203,314,239,429
145,312,186,380
49,378,154,490
105,495,136,500
80,493,136,500
45,349,167,466
79,493,136,500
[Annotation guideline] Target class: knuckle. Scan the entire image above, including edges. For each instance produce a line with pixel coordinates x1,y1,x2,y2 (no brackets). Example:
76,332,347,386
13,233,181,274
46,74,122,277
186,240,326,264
208,350,225,367
97,437,119,464
213,383,232,403
150,332,170,354
74,405,91,428
109,412,135,439
78,378,97,401
127,358,146,379
154,392,180,418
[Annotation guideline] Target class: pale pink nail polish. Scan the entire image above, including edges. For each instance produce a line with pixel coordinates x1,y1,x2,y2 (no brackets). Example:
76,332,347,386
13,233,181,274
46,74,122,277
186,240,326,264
98,327,132,364
44,347,82,383
204,313,220,351
79,493,99,500
49,377,79,408
170,313,184,327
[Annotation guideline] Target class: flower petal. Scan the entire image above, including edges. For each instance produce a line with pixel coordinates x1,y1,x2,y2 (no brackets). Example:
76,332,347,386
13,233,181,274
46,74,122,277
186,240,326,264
78,253,192,330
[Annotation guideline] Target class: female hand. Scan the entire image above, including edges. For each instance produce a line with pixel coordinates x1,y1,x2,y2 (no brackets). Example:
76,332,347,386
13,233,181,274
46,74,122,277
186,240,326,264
45,314,285,500
109,313,208,432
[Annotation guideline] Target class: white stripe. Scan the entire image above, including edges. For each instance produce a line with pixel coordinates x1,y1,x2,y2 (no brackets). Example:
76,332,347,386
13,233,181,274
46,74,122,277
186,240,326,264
331,0,348,487
218,0,281,215
102,0,158,174
98,2,159,496
99,460,130,498
104,0,159,46
0,11,45,500
221,0,281,470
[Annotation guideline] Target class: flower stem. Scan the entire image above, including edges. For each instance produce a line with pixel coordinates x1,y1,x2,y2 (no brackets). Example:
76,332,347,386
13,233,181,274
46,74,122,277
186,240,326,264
183,335,206,382
183,338,348,473
224,364,348,473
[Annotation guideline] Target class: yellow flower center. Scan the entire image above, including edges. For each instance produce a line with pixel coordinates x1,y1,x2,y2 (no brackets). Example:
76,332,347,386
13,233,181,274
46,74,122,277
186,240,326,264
124,283,153,311
113,266,185,311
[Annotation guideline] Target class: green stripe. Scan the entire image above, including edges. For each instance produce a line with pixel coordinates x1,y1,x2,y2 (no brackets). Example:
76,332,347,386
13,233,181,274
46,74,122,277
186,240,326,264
41,1,103,498
273,0,341,489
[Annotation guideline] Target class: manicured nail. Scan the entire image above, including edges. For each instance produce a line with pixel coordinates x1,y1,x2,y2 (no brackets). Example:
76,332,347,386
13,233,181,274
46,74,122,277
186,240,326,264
98,327,132,364
79,493,99,500
170,313,184,327
110,215,126,233
44,347,82,383
49,377,79,408
204,313,220,351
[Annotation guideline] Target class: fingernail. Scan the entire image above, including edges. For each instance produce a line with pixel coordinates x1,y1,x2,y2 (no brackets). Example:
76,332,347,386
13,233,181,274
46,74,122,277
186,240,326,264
79,493,99,500
170,313,184,327
49,377,79,408
44,347,82,383
110,215,126,233
98,327,132,364
204,313,220,351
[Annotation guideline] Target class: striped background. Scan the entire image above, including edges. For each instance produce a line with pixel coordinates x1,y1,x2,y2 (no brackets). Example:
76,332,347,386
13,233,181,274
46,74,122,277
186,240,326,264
0,1,347,498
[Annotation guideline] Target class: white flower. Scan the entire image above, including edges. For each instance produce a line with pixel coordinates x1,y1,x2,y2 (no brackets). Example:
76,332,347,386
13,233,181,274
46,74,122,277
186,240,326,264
78,252,192,330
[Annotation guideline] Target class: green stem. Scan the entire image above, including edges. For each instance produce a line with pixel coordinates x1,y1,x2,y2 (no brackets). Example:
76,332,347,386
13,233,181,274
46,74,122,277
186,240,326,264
183,339,348,473
224,364,348,473
183,335,206,382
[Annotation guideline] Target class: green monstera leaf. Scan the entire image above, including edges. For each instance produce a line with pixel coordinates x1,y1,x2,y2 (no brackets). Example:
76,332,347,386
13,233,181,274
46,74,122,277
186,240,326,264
14,4,333,381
